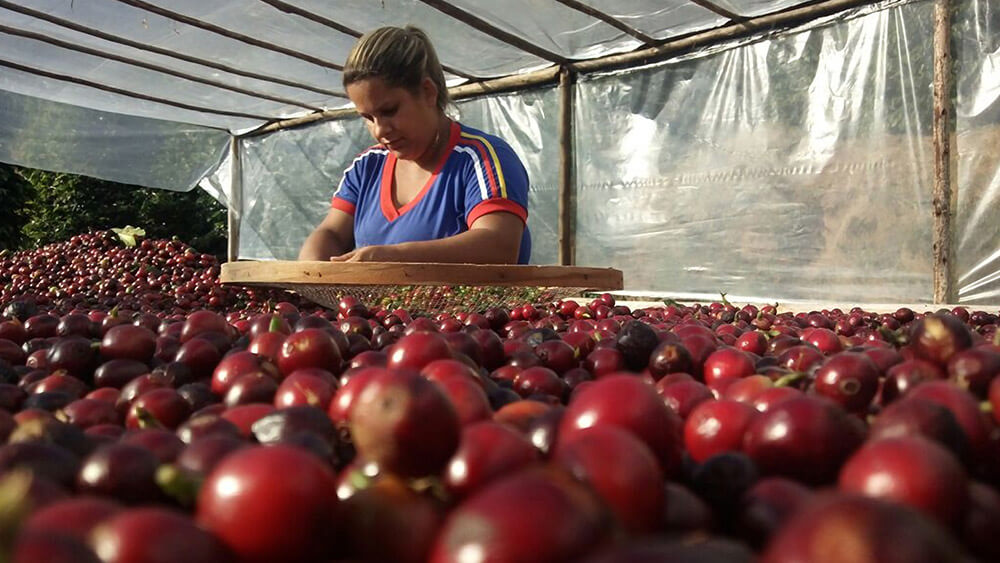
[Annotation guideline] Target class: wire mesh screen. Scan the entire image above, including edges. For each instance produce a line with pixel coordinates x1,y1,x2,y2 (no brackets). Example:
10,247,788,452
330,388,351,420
248,283,593,313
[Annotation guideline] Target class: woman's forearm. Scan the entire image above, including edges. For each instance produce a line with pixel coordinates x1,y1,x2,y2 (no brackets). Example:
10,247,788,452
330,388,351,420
298,228,352,261
327,213,525,264
385,228,521,264
333,228,521,264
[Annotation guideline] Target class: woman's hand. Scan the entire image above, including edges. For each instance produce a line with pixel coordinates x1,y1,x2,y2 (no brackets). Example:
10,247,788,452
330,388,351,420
329,212,523,263
329,245,395,262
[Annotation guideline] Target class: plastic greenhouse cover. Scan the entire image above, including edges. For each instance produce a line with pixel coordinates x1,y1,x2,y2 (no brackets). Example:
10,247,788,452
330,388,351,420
0,88,229,191
580,0,728,41
0,0,347,131
0,0,853,189
571,0,998,306
714,0,807,18
0,0,812,135
954,0,1000,303
2,0,997,304
215,0,953,304
574,0,938,304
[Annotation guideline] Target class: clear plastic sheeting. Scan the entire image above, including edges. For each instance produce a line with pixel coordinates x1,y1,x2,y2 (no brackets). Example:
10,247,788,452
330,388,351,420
0,0,843,139
0,34,303,129
0,89,229,191
954,0,1000,304
0,0,347,131
233,118,373,260
574,0,936,303
583,1,727,41
714,0,810,18
440,0,640,60
209,87,560,263
282,1,550,78
0,62,264,134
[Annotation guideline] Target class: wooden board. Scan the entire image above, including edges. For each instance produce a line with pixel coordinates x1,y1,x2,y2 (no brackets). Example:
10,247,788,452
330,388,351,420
220,261,624,290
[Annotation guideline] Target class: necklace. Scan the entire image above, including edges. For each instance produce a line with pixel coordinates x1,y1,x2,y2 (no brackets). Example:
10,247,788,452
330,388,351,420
430,127,442,156
432,118,449,157
421,118,449,167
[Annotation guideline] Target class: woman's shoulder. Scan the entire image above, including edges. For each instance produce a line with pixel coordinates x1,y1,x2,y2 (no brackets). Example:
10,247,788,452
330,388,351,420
456,123,513,150
453,123,524,167
353,143,391,161
344,144,390,175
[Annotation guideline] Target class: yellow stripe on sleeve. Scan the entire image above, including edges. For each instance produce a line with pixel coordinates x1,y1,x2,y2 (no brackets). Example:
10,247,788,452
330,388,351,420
460,131,507,198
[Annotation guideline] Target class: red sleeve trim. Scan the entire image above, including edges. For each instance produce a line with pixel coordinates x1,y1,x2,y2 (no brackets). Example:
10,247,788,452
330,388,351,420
466,199,528,229
330,197,356,216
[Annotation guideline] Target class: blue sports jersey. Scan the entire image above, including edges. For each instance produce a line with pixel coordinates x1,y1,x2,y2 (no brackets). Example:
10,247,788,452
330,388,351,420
330,121,532,264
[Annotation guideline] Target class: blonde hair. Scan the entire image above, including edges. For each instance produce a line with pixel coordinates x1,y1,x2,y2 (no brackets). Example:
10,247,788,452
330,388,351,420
344,26,449,112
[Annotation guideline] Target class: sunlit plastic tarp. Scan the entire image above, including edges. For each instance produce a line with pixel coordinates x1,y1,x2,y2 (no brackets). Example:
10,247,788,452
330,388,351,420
209,0,1000,306
0,0,806,136
0,0,345,132
0,88,229,190
582,1,727,41
574,0,936,302
954,0,1000,304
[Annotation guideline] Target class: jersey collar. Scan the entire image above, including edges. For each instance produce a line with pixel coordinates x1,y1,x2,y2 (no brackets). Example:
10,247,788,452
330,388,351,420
380,121,461,222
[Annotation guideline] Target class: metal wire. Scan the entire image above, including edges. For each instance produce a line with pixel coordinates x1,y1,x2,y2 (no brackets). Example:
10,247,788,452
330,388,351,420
253,282,590,313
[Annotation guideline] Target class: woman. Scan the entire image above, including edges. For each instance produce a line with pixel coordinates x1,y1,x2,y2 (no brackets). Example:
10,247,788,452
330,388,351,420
298,26,531,264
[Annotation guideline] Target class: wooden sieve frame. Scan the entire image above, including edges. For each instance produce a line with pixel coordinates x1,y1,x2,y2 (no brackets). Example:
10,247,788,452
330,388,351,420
220,261,624,312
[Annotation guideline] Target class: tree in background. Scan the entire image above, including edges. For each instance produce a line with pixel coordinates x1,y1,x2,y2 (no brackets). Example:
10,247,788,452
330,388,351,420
0,164,32,251
7,167,227,257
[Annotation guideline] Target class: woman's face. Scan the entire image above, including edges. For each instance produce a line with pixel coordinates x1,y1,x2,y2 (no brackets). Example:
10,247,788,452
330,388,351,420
347,77,440,162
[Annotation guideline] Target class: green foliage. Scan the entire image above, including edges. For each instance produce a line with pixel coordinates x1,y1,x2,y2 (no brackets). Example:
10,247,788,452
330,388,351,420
14,168,227,257
132,185,228,257
0,164,32,251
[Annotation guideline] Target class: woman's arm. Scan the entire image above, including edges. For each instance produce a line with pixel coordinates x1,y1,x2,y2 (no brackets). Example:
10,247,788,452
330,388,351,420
298,208,355,261
330,212,523,264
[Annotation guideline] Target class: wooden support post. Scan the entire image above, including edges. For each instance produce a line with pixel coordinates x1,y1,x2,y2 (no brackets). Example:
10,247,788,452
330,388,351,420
227,136,243,263
558,67,576,266
932,0,955,304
